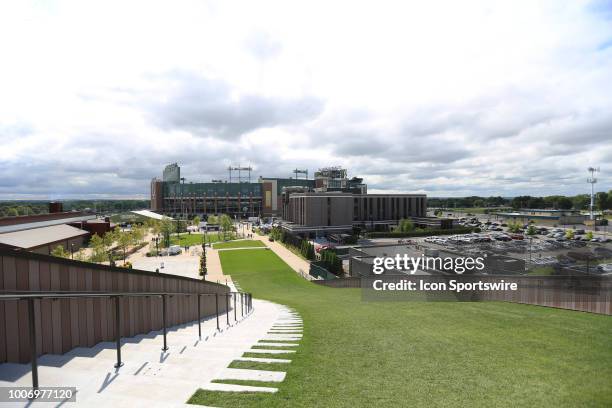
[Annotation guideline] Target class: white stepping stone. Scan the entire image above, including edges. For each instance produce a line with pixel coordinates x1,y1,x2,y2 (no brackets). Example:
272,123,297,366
217,368,286,382
236,356,291,363
256,342,299,347
200,382,278,393
248,348,296,354
263,336,302,341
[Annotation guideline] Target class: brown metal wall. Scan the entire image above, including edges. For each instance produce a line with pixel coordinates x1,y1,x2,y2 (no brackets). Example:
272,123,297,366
313,277,612,315
0,250,230,363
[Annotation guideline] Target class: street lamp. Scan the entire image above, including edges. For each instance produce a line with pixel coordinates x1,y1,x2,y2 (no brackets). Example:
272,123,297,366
70,243,75,260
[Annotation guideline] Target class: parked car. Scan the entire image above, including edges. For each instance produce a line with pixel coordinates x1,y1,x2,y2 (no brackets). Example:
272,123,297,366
168,245,182,255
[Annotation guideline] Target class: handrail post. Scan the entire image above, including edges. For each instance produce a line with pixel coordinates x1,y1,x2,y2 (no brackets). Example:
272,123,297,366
233,293,237,322
114,296,123,368
215,293,220,331
225,294,230,326
161,294,168,351
241,293,244,317
28,298,38,390
197,294,201,339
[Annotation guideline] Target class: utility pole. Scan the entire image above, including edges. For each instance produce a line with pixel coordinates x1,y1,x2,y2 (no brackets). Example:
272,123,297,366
180,177,186,220
587,167,599,221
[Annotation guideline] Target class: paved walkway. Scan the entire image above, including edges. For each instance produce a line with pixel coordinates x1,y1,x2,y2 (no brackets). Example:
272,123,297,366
0,299,301,407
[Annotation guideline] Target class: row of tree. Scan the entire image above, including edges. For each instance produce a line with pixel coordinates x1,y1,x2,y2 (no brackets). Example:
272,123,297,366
428,191,612,211
50,225,148,264
0,200,150,218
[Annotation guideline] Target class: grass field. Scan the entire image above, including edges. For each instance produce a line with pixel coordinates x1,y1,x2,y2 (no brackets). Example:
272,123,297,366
213,240,265,250
170,232,236,247
189,250,612,407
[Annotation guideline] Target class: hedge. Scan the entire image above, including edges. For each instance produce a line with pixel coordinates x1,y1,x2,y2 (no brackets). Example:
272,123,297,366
366,227,478,238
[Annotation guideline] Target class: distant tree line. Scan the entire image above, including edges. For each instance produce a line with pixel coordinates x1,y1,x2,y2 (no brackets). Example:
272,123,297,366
0,200,150,218
428,191,612,211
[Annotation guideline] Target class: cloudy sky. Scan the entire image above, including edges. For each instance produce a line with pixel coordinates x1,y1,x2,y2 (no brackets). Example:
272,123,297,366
1,0,611,199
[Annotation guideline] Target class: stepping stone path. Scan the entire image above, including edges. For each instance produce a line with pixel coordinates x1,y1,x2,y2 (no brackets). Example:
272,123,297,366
199,307,303,395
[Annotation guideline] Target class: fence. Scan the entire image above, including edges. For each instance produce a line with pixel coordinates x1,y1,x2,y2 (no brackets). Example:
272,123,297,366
309,262,338,280
314,276,612,315
0,248,235,364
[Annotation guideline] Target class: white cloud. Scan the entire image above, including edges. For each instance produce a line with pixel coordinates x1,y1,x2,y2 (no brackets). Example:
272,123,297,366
0,0,611,198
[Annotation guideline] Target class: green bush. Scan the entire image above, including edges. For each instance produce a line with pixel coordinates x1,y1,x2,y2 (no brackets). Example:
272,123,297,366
366,227,476,238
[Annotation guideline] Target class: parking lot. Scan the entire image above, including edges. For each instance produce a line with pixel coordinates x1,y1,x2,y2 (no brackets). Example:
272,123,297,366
359,215,612,275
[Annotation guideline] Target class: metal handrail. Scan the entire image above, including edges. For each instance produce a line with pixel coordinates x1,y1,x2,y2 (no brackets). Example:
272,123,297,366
0,290,253,391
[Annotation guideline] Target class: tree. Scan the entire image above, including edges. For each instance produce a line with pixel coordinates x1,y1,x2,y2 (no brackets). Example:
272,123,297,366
596,192,610,211
565,229,575,239
199,250,207,279
526,225,537,236
131,225,144,246
433,209,442,216
51,245,69,258
219,214,233,240
508,222,521,233
396,219,415,233
160,216,173,247
585,231,594,240
193,216,201,227
116,230,132,263
89,234,106,262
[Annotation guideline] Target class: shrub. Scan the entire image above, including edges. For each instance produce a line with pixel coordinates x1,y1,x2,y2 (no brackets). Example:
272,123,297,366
366,227,476,238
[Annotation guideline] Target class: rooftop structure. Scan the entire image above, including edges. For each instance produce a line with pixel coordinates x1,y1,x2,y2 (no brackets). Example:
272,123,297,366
492,208,586,225
0,224,89,254
0,211,96,234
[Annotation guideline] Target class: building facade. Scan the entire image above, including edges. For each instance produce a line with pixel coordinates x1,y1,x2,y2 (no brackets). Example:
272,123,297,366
281,192,427,235
150,164,429,233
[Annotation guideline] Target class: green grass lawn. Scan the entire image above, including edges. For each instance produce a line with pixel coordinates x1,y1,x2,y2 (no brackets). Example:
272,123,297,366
213,240,265,250
188,250,612,407
170,232,236,247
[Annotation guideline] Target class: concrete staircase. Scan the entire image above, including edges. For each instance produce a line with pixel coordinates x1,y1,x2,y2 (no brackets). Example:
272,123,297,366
0,299,300,407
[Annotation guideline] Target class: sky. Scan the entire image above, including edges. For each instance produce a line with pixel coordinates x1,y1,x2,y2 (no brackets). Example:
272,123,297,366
0,0,611,199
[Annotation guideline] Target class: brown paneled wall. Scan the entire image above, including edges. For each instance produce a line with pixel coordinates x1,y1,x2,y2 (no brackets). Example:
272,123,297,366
0,249,230,363
313,277,612,315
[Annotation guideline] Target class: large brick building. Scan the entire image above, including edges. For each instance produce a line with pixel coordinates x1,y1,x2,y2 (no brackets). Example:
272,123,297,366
281,192,427,235
150,164,435,235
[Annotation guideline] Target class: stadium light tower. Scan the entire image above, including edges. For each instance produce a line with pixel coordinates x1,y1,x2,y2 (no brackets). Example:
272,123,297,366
587,167,600,221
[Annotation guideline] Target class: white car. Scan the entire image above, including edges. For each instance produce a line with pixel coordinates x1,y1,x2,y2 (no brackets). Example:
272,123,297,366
168,245,182,255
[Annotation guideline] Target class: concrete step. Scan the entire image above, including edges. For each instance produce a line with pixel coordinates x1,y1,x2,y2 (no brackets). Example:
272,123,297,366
256,342,299,347
235,357,291,363
199,382,277,393
216,368,286,382
247,349,296,354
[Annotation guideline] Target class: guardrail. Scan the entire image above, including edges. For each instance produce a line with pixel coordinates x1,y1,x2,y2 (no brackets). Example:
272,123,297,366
0,290,253,391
